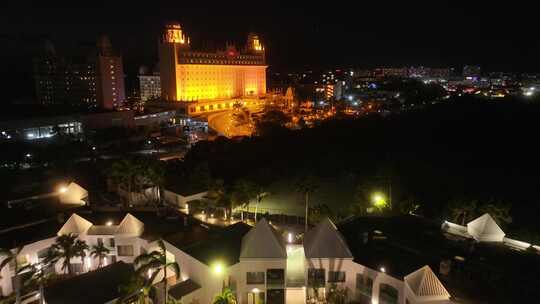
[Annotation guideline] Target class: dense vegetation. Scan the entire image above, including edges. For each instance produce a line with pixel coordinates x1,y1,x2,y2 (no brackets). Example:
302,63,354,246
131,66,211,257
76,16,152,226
183,96,540,239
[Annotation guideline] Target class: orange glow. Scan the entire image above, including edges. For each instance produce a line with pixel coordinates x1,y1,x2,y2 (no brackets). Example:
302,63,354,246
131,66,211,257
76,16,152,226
165,24,189,44
175,64,266,101
248,34,264,52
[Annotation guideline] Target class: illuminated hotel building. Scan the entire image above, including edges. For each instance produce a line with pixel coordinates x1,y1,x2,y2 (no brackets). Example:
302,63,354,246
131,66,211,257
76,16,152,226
159,23,267,115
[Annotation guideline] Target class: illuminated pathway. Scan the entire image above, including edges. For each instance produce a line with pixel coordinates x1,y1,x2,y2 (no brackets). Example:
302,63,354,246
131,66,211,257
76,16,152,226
208,105,262,138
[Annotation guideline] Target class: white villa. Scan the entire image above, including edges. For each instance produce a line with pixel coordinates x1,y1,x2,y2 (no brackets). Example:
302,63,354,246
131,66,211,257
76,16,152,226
0,211,454,304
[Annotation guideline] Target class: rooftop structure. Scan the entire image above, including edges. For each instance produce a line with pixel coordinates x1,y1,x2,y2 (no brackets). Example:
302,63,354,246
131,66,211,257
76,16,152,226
4,205,536,303
45,261,134,304
466,213,505,242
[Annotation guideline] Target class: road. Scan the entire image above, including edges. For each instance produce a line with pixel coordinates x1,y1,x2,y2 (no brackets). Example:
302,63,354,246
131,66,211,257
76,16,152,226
208,110,254,138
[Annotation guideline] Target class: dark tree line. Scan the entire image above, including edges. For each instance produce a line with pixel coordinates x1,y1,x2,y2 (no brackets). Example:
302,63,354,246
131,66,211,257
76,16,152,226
181,96,540,238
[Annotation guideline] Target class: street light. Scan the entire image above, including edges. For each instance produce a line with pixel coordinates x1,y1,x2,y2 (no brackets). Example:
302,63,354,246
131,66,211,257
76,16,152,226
58,186,68,194
212,261,224,275
372,192,387,209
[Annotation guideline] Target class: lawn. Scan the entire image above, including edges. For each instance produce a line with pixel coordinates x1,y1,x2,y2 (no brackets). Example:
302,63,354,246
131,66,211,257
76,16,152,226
244,175,357,216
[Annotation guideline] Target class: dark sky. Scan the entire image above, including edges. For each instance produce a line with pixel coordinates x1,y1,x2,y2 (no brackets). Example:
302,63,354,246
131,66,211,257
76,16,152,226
1,2,539,99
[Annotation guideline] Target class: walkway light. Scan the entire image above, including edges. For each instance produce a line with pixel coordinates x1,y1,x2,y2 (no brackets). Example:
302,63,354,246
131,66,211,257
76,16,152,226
58,186,68,194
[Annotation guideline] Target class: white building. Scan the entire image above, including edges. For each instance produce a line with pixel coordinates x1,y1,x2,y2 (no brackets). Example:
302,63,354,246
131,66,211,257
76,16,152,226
139,73,161,101
1,214,452,304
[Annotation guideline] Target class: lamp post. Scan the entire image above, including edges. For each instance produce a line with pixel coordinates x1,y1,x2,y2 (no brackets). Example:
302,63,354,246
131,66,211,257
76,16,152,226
371,192,388,212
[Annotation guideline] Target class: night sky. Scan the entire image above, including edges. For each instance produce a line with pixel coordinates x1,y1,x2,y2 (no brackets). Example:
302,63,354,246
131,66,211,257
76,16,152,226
2,2,539,100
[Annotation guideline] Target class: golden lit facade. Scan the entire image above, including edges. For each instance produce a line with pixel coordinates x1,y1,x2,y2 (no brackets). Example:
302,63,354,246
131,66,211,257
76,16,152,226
159,23,267,110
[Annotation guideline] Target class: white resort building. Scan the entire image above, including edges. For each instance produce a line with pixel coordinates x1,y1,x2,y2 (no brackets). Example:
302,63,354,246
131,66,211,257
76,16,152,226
0,210,454,304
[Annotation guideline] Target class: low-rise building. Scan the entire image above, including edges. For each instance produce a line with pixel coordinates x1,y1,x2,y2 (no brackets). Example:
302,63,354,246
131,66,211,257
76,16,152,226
0,213,453,304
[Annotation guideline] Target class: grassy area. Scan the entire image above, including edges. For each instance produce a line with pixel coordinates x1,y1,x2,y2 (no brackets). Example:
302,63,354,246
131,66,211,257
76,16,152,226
245,175,357,216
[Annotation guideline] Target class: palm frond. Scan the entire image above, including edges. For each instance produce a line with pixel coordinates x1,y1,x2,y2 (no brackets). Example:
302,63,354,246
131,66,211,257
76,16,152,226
166,262,181,279
0,255,13,270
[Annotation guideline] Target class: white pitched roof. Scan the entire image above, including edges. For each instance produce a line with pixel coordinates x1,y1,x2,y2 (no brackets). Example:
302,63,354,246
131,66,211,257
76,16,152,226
467,213,505,242
59,182,88,206
303,218,353,259
57,214,93,236
116,213,144,236
240,218,287,259
405,265,450,301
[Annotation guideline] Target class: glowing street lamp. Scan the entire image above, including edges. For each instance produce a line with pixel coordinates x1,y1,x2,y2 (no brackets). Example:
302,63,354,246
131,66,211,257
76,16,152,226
372,192,388,210
58,186,68,194
212,261,224,275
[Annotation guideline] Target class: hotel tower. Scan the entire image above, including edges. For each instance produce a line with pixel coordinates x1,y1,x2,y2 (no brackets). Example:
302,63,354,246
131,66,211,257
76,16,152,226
159,23,267,115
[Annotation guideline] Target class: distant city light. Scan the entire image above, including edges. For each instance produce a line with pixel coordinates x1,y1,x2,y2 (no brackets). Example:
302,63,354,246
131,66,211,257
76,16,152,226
380,267,386,273
348,95,353,101
524,90,534,97
25,153,31,158
106,221,113,226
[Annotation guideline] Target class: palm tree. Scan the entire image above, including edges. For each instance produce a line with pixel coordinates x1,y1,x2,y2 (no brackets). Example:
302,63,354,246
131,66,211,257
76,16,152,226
295,174,319,232
479,200,512,226
0,246,23,304
326,284,348,304
212,288,237,304
134,239,180,304
448,199,478,225
51,234,88,276
90,243,111,269
253,188,269,222
231,180,256,221
117,272,158,304
109,159,141,207
139,159,165,212
17,253,58,304
208,180,233,220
